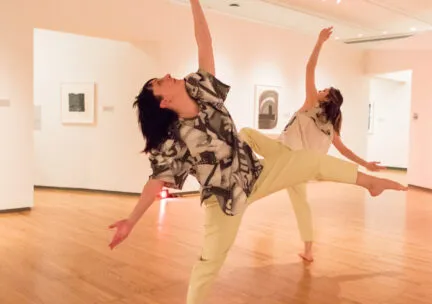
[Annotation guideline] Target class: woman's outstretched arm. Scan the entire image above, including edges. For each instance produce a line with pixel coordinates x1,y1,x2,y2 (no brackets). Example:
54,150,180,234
190,0,215,75
299,27,333,112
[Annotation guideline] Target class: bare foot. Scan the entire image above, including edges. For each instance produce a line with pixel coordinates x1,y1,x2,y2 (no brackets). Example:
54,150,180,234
368,177,408,197
299,252,314,263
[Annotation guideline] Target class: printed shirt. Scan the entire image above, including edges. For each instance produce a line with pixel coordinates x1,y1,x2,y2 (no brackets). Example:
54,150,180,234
148,69,263,216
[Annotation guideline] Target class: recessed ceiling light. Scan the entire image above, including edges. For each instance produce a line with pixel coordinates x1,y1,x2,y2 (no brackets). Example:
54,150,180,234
229,3,240,7
357,33,364,37
410,27,417,31
382,31,388,34
337,0,341,3
335,36,340,40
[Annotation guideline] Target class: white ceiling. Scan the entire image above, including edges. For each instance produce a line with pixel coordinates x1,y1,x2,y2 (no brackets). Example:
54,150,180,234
172,0,432,49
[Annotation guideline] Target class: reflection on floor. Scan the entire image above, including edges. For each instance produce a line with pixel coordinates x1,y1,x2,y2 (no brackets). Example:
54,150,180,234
1,171,431,304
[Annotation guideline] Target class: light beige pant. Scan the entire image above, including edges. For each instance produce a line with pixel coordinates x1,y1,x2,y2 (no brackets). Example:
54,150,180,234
286,183,313,242
186,128,358,304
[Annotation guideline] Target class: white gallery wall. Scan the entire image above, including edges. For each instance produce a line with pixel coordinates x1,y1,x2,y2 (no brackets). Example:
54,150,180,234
366,49,432,189
3,0,371,201
33,28,369,194
367,75,411,169
0,5,34,211
33,29,163,193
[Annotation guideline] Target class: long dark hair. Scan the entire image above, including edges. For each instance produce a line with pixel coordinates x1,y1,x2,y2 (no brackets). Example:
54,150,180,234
133,78,179,153
320,87,343,134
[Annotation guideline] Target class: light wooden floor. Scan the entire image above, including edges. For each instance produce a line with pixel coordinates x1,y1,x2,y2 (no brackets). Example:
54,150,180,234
1,171,432,304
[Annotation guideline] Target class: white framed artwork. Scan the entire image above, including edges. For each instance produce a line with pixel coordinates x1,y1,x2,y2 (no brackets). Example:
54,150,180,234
61,82,95,124
254,85,282,134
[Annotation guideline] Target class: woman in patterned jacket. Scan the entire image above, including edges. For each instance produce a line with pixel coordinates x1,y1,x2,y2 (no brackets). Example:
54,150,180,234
108,1,407,303
278,26,386,263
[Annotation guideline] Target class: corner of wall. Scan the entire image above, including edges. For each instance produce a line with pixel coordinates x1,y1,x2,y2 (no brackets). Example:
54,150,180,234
361,49,373,75
130,40,162,64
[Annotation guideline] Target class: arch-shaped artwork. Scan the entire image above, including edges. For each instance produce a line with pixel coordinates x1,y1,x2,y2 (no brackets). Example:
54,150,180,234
254,85,280,130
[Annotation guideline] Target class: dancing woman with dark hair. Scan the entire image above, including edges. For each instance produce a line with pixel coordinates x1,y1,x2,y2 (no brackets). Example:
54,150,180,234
108,3,406,303
277,27,386,263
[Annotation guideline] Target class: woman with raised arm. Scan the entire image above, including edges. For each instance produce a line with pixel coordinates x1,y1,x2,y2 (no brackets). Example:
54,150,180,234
108,3,406,303
278,27,386,263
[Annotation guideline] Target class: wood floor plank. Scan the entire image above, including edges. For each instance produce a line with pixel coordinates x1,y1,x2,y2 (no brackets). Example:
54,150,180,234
1,171,431,303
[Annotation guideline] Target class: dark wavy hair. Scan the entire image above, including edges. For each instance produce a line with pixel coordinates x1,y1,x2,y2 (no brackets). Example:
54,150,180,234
320,87,343,134
133,78,179,153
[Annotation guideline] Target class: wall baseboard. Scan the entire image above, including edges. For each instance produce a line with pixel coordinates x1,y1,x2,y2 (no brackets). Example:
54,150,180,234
34,185,200,198
0,207,31,214
408,184,432,193
386,167,407,171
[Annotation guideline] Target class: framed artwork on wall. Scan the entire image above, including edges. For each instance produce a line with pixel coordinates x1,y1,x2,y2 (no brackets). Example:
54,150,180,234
61,82,95,124
253,85,282,134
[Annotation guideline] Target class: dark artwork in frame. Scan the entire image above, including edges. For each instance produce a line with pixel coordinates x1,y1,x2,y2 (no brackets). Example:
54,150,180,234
257,87,279,130
68,93,85,112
